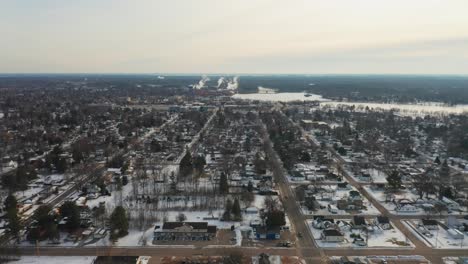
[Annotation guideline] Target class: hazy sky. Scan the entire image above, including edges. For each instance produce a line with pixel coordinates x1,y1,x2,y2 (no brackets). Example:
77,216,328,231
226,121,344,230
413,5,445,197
1,0,467,74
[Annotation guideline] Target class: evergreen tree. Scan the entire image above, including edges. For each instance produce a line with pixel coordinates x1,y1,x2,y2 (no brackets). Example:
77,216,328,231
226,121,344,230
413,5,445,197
440,159,450,179
193,155,206,175
265,211,286,228
247,181,254,192
56,158,68,173
222,199,233,221
231,198,242,221
438,159,451,199
337,146,347,156
300,151,311,162
30,205,59,241
386,170,402,190
72,147,84,164
109,206,128,240
219,172,229,194
4,194,21,238
177,213,187,222
179,148,193,177
304,196,316,211
4,194,17,211
2,166,37,191
60,201,80,230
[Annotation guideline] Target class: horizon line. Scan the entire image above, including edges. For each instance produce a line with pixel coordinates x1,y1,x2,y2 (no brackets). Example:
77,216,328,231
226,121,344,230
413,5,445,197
1,72,468,77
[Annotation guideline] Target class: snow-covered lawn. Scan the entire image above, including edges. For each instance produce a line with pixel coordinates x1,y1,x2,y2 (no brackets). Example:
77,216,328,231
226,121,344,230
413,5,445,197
86,193,289,247
297,185,380,216
307,219,413,249
364,186,425,215
364,187,467,216
17,231,80,247
6,256,96,264
403,220,468,249
347,168,388,184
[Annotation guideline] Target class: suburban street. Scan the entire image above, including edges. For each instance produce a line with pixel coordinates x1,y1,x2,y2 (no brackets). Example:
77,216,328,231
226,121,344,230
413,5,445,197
1,107,467,264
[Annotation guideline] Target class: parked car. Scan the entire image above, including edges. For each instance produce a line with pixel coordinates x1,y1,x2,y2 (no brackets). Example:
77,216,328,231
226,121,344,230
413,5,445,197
277,241,291,247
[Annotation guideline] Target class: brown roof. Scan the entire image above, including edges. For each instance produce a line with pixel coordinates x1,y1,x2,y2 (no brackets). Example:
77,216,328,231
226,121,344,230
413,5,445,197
323,229,343,236
162,222,217,233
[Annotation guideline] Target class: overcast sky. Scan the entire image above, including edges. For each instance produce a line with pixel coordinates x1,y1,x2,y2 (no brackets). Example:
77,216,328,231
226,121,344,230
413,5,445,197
1,0,467,74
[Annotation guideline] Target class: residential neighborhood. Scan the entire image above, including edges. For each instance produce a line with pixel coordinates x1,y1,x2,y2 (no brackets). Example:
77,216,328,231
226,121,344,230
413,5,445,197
1,75,468,264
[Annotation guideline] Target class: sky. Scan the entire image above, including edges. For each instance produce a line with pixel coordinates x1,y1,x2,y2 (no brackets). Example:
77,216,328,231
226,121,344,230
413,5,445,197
1,0,467,74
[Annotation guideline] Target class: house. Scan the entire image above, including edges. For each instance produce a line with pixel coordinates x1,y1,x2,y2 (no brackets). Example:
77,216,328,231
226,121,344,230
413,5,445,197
312,218,336,229
255,226,281,240
442,197,461,212
337,195,363,211
376,216,391,230
339,257,356,264
321,229,344,242
370,183,385,191
252,253,282,264
358,172,371,182
421,219,439,230
352,216,366,229
327,204,339,214
84,184,101,199
337,182,350,190
245,207,259,215
153,222,217,242
395,203,418,213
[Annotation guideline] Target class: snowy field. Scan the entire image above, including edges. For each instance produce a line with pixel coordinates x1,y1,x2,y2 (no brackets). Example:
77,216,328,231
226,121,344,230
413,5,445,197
403,220,468,249
85,194,285,247
232,92,468,116
307,219,413,249
321,101,468,117
232,92,328,102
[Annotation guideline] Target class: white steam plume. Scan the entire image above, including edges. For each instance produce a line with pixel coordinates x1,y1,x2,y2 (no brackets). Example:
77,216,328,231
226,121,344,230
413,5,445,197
226,76,239,90
217,77,225,88
193,75,210,90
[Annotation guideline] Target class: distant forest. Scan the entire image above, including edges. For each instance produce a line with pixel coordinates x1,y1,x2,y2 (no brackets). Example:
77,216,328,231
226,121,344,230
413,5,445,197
2,74,468,104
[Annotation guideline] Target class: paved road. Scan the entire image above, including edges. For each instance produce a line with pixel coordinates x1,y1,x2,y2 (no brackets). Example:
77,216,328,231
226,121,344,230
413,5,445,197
259,114,332,264
3,107,467,264
278,108,464,264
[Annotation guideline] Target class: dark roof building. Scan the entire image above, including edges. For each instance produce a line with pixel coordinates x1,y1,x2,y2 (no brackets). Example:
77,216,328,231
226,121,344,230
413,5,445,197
153,222,217,243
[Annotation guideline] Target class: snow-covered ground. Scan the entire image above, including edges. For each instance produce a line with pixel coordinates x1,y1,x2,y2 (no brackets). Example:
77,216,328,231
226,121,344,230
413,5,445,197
350,168,388,184
307,219,413,249
85,193,283,247
364,186,424,215
364,187,467,216
331,256,429,263
297,185,380,216
232,92,328,102
443,257,467,264
6,256,96,264
403,220,468,249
